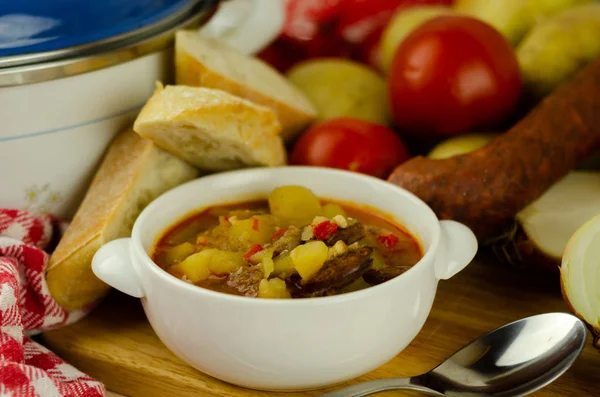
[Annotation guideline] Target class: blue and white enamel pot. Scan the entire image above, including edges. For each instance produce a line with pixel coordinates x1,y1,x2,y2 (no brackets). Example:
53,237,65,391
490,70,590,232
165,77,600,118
0,0,283,218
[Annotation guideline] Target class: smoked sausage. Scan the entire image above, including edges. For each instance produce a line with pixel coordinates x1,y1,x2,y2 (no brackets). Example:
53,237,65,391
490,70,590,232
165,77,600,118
388,59,600,241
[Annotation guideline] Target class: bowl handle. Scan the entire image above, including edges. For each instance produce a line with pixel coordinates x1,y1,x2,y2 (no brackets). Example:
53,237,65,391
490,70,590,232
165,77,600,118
434,220,478,280
92,238,145,298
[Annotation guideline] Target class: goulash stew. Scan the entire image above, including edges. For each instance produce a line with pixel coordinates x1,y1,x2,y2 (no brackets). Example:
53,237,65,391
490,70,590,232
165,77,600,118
152,186,423,299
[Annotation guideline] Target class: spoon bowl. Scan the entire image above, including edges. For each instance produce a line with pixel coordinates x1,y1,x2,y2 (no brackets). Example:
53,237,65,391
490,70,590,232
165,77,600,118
321,312,587,397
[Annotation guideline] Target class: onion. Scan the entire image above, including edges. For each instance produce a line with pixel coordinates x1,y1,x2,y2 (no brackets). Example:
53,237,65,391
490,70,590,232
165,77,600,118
561,212,600,349
492,172,600,270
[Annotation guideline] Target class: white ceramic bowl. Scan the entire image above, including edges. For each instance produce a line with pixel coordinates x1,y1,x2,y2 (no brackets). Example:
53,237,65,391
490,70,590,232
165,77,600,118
92,167,478,391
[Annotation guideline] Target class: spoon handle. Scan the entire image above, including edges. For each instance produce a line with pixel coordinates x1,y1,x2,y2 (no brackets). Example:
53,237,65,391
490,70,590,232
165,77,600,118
319,377,445,397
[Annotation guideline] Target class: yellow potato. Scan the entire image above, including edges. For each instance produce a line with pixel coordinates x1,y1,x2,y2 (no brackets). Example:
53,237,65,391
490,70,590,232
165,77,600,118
427,133,498,159
260,250,275,278
290,240,329,280
455,0,592,45
321,203,346,219
268,185,322,227
516,3,600,98
286,59,390,125
162,242,196,266
379,5,455,73
172,251,212,282
258,278,291,299
273,252,295,278
208,250,245,275
228,215,277,249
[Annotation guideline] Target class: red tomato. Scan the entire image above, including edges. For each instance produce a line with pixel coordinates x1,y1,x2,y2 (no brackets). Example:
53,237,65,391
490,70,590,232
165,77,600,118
258,0,350,73
388,15,522,137
283,0,347,42
290,118,410,179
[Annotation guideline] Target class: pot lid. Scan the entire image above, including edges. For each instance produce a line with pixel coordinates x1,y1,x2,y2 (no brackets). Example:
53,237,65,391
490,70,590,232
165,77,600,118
0,0,208,66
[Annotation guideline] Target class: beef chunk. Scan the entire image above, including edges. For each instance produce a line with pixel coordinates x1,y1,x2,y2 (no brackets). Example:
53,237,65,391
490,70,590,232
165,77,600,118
288,246,373,298
324,221,365,246
227,264,264,297
270,227,302,256
363,266,410,286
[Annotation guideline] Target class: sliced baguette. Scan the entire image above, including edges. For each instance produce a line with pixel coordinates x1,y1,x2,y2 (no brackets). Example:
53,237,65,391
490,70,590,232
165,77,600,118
175,30,317,141
133,84,287,171
46,128,199,311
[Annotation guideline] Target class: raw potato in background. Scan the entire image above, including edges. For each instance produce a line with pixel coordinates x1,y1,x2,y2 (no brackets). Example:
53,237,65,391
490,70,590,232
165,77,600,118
427,134,497,159
287,59,390,125
517,3,600,98
454,0,592,45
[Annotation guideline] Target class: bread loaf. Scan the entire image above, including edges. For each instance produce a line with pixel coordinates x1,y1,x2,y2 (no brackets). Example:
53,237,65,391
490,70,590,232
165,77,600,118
175,30,317,142
133,84,287,170
46,129,199,311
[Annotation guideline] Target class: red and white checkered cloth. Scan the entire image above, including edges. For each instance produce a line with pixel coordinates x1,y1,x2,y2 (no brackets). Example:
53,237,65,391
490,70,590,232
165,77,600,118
0,209,105,397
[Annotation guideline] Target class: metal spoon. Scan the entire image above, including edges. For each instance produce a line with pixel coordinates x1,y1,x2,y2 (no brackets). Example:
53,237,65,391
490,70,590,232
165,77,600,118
320,312,587,397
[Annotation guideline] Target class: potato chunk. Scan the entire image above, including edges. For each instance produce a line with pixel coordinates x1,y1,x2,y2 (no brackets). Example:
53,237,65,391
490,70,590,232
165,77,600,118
290,240,329,280
162,242,195,266
172,248,245,281
321,203,346,219
258,278,291,299
172,250,212,282
273,251,295,278
268,186,322,227
208,250,245,275
228,215,277,250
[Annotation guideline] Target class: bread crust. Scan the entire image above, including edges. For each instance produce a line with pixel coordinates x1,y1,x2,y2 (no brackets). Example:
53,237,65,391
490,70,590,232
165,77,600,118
46,129,199,311
175,30,317,141
133,85,287,170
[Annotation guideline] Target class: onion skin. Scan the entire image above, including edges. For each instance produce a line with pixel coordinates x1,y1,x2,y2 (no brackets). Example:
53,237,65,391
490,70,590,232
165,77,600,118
560,273,600,351
560,213,600,352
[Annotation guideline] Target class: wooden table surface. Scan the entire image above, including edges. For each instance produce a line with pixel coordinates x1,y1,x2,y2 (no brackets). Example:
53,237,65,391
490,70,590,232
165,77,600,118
40,254,600,396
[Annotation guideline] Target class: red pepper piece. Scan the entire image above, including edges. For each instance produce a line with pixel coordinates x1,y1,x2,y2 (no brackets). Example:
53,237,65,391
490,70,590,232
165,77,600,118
244,244,263,261
271,228,289,242
252,217,260,232
313,221,338,240
377,234,399,250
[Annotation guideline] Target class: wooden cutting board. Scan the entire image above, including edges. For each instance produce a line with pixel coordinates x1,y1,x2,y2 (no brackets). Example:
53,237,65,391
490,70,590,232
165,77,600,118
40,255,600,397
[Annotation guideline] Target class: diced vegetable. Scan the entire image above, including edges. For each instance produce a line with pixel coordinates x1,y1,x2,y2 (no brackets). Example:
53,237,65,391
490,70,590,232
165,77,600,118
229,215,277,250
290,240,329,280
370,249,387,270
250,247,275,278
172,249,246,281
273,251,295,277
208,250,245,275
162,242,195,266
262,254,275,278
258,278,291,299
244,244,264,261
322,203,346,219
171,251,212,282
268,186,322,227
313,220,338,240
377,234,399,250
